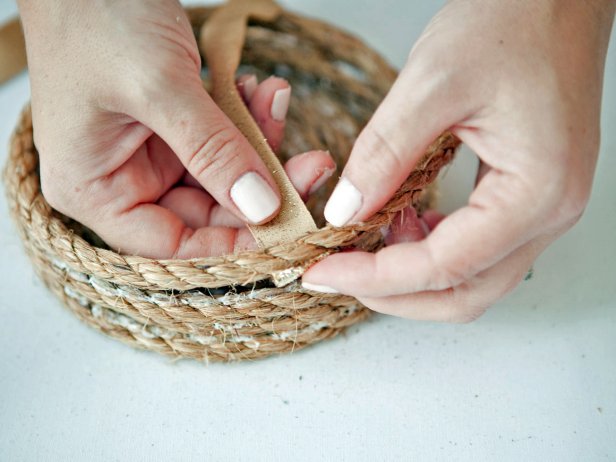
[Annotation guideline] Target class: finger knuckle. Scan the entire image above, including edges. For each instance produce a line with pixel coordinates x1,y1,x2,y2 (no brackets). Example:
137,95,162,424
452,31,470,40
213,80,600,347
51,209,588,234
355,124,406,179
186,126,241,181
502,271,526,298
40,180,64,213
40,165,71,214
532,126,599,229
423,242,469,290
131,67,200,113
441,285,489,324
405,38,441,76
539,172,591,232
404,48,460,101
557,184,590,227
435,265,468,291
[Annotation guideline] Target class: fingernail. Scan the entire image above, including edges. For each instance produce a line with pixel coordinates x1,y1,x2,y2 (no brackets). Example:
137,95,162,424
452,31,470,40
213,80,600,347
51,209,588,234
230,172,280,223
308,165,335,196
242,75,257,101
271,87,291,122
302,282,339,294
323,177,362,227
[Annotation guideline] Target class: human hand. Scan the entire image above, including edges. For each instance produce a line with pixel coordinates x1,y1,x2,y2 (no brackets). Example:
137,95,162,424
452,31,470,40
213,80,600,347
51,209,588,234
303,0,615,322
17,0,334,258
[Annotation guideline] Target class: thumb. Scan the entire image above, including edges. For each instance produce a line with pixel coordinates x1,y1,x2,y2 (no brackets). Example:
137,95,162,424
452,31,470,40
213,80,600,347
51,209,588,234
140,82,281,225
324,65,462,227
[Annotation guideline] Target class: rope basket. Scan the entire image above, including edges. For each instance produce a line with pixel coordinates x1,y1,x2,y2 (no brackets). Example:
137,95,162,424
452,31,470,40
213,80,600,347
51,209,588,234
3,5,459,361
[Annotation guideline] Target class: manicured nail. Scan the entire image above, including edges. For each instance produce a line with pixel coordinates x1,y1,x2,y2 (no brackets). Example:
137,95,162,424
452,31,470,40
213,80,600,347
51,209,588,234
271,87,291,122
230,172,280,223
323,177,362,227
308,165,335,196
302,282,339,294
242,75,257,102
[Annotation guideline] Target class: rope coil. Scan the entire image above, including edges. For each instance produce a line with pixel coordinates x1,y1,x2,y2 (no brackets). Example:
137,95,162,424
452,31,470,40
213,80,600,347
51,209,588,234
3,6,459,361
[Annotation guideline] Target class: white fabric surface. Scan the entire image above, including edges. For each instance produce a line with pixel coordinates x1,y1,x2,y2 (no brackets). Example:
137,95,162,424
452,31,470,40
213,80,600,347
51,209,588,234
1,1,615,460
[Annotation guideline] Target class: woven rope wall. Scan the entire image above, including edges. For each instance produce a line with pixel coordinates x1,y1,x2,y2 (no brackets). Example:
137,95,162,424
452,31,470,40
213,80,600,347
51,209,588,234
3,6,459,362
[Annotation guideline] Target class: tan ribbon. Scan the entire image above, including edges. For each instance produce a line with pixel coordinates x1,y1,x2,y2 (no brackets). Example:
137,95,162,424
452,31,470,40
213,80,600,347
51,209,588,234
0,0,317,248
201,0,317,248
0,18,26,84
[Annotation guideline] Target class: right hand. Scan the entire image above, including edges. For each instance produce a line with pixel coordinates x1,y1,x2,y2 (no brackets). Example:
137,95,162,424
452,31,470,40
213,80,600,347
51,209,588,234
303,0,614,321
18,0,334,258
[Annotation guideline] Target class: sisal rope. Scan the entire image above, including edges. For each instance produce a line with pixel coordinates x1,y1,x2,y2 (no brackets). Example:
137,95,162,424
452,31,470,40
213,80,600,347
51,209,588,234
2,4,459,361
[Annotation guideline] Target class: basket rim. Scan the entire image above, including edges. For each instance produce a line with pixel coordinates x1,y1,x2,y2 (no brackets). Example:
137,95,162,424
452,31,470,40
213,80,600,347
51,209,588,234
5,106,457,290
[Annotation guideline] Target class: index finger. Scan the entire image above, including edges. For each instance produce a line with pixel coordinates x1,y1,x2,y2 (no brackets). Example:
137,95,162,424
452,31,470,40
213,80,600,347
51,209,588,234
303,168,546,297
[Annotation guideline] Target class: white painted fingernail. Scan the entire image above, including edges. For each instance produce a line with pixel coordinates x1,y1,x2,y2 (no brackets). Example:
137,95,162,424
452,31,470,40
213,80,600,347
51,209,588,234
271,87,291,122
242,75,257,101
302,282,339,294
308,165,335,196
230,172,280,223
323,177,362,227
